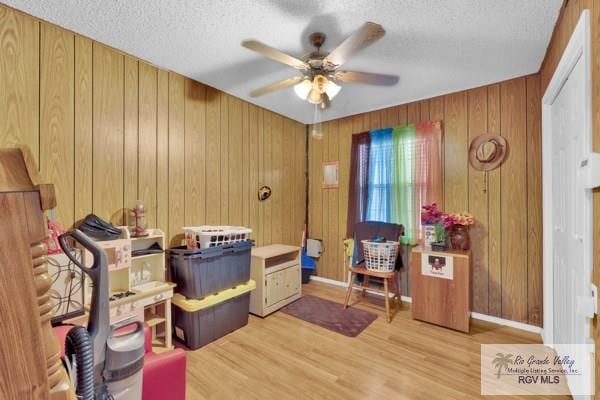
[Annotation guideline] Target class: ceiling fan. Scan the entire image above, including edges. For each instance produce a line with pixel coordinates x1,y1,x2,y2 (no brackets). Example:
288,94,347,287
242,22,399,108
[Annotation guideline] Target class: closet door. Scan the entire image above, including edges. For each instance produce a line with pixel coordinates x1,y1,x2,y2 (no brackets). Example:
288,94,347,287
550,56,587,347
545,47,594,396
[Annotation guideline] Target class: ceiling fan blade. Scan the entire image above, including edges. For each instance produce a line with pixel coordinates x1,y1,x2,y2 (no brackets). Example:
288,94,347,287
249,76,304,97
324,22,385,68
333,70,399,86
242,40,309,70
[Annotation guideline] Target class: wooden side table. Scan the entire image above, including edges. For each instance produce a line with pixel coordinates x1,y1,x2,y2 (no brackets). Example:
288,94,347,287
410,245,471,332
249,244,301,317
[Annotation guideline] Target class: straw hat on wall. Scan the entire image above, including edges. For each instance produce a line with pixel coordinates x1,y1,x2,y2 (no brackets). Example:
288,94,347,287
468,134,508,171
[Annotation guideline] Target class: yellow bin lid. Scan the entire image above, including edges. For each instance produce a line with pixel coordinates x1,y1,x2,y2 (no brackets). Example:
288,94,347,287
172,280,256,312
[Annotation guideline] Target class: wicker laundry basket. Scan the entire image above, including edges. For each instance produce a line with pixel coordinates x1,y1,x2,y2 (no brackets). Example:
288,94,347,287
361,240,400,272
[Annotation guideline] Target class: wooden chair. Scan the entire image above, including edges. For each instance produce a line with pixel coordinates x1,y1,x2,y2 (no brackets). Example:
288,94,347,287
342,230,403,323
343,263,401,322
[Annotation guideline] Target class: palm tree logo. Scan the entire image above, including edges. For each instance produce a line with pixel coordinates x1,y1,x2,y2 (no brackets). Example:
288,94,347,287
492,353,513,378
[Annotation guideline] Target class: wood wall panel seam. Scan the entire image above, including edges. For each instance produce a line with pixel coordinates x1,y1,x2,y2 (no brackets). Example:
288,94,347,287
467,86,489,315
92,43,124,225
123,55,139,225
271,113,283,244
487,83,502,318
40,23,74,227
74,35,93,224
156,69,169,236
526,75,543,326
242,102,250,231
138,62,158,228
167,73,185,243
184,78,207,226
219,93,229,225
499,78,528,323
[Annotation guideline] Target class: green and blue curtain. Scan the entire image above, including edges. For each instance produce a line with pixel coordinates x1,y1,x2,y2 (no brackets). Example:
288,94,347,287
347,121,443,245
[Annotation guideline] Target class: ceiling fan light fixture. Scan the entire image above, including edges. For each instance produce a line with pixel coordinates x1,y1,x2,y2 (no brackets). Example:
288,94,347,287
306,75,338,106
325,80,341,100
307,89,323,104
293,79,312,100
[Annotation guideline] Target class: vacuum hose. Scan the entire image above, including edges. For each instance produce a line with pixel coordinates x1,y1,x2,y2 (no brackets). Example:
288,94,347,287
65,326,95,400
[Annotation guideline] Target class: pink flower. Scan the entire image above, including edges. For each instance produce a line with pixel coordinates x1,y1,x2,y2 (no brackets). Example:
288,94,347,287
444,212,475,228
422,205,476,228
421,203,445,225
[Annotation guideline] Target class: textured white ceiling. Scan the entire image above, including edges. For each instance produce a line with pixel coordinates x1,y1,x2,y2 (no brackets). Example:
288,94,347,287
3,0,561,123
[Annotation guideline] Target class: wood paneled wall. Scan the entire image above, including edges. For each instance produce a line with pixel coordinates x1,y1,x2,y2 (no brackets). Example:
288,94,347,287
308,75,542,326
0,4,306,248
539,0,600,395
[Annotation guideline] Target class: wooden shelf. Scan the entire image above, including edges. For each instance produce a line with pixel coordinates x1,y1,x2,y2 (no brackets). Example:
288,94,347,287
145,312,166,328
131,252,164,261
131,235,164,242
151,337,173,353
250,245,301,317
109,264,130,272
130,229,165,241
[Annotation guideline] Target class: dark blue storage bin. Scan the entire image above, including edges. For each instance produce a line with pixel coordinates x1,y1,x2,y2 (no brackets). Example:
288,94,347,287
168,240,254,299
301,250,316,284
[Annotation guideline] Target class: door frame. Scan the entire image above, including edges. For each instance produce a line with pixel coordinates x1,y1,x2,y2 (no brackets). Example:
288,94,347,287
541,10,592,345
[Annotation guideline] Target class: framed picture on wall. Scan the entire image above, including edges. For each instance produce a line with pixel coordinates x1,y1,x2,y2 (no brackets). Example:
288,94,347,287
322,161,339,189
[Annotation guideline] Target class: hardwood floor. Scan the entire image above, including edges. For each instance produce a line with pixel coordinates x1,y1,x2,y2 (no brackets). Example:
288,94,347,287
185,281,569,399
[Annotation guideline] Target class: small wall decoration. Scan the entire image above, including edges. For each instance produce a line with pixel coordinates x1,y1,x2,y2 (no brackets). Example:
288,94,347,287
468,133,508,171
421,254,454,280
468,134,508,194
322,161,339,189
258,185,272,201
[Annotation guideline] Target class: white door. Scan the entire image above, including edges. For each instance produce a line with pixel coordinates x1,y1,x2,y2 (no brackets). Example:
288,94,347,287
543,11,595,397
550,55,587,347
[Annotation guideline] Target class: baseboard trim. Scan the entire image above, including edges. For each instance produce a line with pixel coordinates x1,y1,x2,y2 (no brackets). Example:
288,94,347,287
309,275,542,335
309,275,412,303
470,312,542,334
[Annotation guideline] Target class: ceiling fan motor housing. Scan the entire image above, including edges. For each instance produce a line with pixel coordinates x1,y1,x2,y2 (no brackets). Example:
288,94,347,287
309,32,327,49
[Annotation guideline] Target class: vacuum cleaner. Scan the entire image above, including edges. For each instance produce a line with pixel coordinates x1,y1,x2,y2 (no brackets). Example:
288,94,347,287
58,229,145,400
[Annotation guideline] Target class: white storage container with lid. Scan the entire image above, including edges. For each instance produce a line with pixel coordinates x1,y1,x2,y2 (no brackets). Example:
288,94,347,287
183,226,252,249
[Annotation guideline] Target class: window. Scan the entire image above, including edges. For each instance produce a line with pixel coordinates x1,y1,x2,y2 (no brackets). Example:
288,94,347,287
366,128,393,222
348,121,443,245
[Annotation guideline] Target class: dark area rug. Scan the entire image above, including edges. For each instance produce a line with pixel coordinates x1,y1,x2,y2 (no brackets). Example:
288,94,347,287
280,295,377,337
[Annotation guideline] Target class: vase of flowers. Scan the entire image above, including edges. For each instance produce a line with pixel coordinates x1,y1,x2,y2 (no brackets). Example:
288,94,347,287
421,203,444,248
422,204,475,251
445,212,474,251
